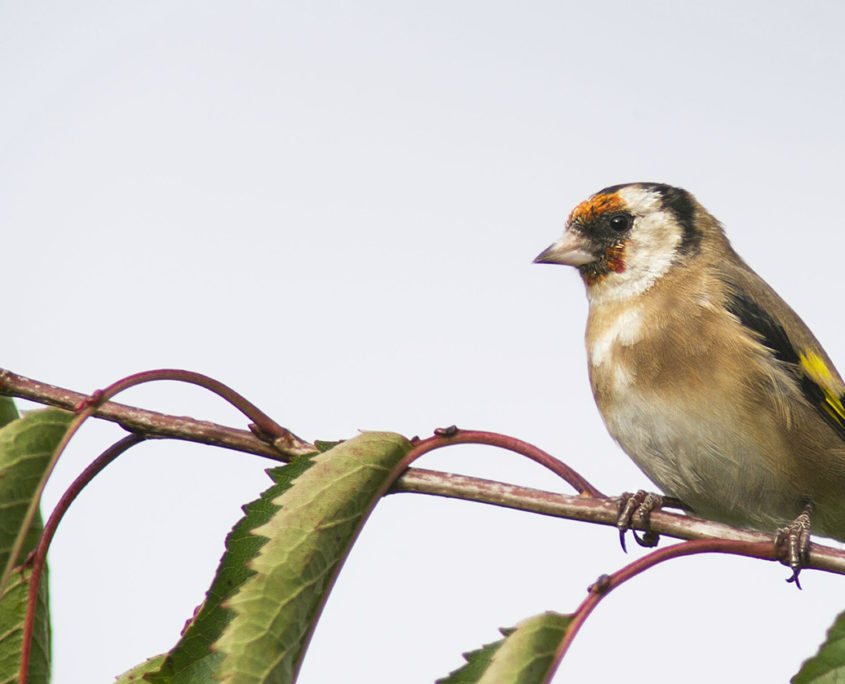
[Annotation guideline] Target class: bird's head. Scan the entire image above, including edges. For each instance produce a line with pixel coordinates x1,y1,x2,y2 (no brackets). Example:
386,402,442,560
535,183,709,301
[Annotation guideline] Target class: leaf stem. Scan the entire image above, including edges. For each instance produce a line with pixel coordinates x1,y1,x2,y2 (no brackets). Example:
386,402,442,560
0,367,313,459
18,434,146,684
1,368,311,601
549,538,777,678
408,427,603,496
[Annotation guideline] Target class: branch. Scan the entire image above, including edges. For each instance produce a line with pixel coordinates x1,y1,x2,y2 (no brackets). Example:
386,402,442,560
19,434,146,684
392,468,845,576
3,367,845,576
0,368,312,459
1,367,313,600
409,428,603,497
550,537,778,677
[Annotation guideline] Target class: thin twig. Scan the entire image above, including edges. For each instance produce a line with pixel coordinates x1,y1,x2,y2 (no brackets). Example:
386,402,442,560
0,368,312,459
77,369,314,457
549,539,777,679
19,434,146,684
3,368,314,602
413,428,602,496
0,405,95,599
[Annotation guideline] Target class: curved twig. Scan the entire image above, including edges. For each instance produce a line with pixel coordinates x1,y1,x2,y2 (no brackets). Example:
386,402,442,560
549,538,777,679
1,368,313,600
290,428,596,681
0,407,94,599
0,368,313,459
75,368,313,456
19,434,146,684
409,427,603,496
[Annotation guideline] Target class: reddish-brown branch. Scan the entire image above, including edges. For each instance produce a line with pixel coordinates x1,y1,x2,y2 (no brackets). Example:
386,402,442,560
19,434,146,684
2,369,845,587
3,368,315,615
18,369,313,683
549,538,777,678
3,365,845,682
0,407,94,600
409,428,603,497
290,428,593,680
0,368,312,459
76,368,315,457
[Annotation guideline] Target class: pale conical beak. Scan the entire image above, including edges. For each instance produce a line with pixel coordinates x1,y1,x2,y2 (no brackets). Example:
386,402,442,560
533,229,596,266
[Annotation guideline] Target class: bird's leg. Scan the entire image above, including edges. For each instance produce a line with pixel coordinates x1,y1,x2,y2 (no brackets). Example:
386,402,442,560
616,490,664,551
775,502,814,589
616,491,687,551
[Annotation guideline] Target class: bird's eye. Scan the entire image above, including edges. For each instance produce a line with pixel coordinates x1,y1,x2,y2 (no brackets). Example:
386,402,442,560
608,214,632,232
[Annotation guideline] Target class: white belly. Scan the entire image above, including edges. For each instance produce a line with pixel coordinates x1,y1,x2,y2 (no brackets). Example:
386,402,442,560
601,392,797,531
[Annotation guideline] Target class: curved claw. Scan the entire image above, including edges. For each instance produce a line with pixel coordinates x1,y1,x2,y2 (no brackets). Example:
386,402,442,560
632,529,660,548
777,503,813,589
617,490,664,552
617,491,643,552
786,569,802,590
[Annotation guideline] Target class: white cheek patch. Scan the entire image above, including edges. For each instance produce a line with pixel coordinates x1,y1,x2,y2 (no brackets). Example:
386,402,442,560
587,186,684,305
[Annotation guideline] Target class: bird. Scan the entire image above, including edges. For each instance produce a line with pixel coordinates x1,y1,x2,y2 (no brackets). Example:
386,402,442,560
534,182,845,580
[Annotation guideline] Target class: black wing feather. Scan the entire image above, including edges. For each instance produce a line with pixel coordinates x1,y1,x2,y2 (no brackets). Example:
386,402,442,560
724,291,845,441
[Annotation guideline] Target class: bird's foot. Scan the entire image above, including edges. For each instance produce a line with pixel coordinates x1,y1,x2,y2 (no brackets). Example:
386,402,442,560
616,490,664,552
775,503,813,589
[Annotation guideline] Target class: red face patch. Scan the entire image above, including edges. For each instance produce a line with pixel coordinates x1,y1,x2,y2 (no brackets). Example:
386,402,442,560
604,241,626,273
568,191,625,226
582,240,627,285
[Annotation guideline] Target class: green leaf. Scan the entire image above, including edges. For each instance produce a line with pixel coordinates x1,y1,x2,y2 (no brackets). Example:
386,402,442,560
437,634,504,683
0,397,19,429
145,454,318,683
0,408,75,684
114,654,168,683
439,612,574,684
0,567,50,684
213,431,412,684
792,610,845,683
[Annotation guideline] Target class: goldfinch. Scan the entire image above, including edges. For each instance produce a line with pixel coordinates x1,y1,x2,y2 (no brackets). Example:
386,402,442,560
535,182,845,572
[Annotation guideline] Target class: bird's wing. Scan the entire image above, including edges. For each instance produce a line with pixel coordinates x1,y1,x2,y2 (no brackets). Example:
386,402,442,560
720,272,845,442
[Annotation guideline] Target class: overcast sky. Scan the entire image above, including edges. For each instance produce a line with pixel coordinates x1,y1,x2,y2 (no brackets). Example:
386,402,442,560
3,2,845,682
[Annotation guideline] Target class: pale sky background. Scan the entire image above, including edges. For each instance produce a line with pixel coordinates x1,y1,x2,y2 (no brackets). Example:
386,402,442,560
2,2,845,682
